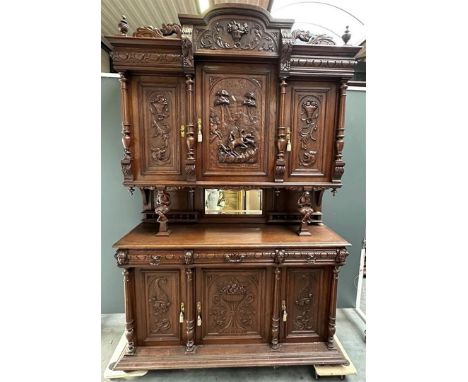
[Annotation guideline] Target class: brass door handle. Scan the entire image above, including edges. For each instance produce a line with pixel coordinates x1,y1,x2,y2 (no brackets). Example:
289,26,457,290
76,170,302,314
197,301,202,326
179,302,185,323
197,118,203,142
282,300,288,322
180,124,185,138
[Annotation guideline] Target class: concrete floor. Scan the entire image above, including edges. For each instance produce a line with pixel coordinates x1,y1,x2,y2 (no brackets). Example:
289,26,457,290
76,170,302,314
102,309,366,382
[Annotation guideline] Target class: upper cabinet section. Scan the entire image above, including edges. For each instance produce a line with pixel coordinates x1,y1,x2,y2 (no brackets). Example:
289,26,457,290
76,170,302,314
105,4,360,188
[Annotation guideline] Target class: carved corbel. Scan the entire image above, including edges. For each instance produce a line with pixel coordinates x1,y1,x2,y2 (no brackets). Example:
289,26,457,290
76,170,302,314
297,189,314,236
154,187,171,236
280,29,294,73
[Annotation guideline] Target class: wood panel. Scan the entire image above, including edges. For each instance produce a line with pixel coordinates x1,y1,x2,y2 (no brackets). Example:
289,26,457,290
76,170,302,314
135,269,184,346
132,76,186,181
280,267,330,343
196,268,271,344
196,63,277,181
285,81,337,182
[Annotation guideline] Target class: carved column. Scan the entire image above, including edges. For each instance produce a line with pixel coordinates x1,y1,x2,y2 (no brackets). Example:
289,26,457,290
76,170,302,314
123,269,136,355
155,187,171,235
327,266,340,349
275,78,288,182
119,72,133,181
271,267,281,350
310,188,325,225
332,81,348,183
185,252,195,352
297,188,314,236
185,75,196,181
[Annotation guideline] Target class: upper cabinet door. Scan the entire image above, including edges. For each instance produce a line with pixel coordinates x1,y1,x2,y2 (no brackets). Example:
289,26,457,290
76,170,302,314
285,81,338,182
196,63,277,181
131,75,186,182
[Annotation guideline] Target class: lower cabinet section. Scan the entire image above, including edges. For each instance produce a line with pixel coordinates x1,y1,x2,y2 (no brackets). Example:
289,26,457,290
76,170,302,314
115,247,349,370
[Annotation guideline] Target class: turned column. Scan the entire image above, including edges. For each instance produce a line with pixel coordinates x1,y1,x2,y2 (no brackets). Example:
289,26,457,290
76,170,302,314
155,187,171,235
123,269,136,355
332,81,348,182
118,72,133,181
275,78,288,182
185,74,196,181
271,267,281,350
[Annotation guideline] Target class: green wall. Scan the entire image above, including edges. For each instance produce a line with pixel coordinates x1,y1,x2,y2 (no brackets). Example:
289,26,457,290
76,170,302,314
101,77,366,313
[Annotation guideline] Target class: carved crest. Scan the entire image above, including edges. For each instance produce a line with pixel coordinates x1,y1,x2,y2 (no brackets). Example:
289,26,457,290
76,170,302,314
196,19,278,52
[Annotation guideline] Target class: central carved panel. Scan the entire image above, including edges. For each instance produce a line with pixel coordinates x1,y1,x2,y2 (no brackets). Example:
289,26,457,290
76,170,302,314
204,73,269,175
201,269,266,342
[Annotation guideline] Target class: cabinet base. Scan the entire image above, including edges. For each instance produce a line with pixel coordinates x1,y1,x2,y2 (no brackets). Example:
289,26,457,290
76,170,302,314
114,342,348,371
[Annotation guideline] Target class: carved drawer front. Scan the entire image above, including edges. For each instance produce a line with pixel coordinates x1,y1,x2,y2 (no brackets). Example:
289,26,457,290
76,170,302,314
132,76,185,181
285,82,337,182
280,268,330,343
125,250,189,266
196,268,271,344
197,63,276,180
135,269,184,346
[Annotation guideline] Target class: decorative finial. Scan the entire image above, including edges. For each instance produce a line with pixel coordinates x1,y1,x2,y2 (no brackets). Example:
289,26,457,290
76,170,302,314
118,15,129,36
342,26,351,45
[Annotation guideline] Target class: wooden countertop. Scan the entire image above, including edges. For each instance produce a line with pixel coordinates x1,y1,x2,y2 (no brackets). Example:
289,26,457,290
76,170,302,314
113,223,350,249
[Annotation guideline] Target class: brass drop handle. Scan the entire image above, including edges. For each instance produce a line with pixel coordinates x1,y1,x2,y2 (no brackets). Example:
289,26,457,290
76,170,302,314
282,300,288,322
179,302,185,323
196,301,202,326
197,118,203,143
286,127,291,152
180,124,185,138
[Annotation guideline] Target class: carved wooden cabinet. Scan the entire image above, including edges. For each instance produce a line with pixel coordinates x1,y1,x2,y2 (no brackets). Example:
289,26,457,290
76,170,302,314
107,3,359,372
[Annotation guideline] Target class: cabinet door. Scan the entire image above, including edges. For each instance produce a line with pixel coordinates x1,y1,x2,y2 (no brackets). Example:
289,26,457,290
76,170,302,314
285,81,337,182
196,63,277,181
196,268,271,344
280,267,330,343
131,75,186,182
135,269,185,346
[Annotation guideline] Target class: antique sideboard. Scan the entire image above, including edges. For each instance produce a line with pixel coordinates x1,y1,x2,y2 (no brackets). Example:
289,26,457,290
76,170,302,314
106,3,359,371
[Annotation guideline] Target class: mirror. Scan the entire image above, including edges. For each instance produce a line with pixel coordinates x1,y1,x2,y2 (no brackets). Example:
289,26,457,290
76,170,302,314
204,189,262,215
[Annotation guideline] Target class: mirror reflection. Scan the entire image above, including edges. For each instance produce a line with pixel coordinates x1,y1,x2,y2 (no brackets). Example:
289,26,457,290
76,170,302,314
204,189,262,215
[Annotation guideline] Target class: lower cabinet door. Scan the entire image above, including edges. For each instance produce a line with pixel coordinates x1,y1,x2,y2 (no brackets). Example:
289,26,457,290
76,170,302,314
280,267,330,343
196,268,272,344
135,269,185,346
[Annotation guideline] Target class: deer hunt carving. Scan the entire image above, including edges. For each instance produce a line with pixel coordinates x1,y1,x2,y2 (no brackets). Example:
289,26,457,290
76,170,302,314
298,96,321,167
209,276,256,334
209,80,261,164
149,94,171,163
196,19,278,52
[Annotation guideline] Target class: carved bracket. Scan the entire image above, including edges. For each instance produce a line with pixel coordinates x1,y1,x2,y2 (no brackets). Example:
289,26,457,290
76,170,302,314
280,29,294,73
181,26,194,73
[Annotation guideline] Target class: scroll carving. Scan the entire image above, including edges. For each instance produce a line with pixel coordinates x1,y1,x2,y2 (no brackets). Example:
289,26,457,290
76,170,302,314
209,78,263,165
292,30,336,45
149,94,171,163
210,276,256,334
148,277,172,334
133,23,182,38
196,19,278,52
111,52,181,65
298,96,321,167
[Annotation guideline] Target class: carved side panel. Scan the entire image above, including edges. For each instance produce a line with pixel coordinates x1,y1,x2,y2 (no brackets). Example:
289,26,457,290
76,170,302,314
194,18,279,54
199,269,268,344
286,83,337,181
200,65,274,178
282,268,328,342
137,77,184,178
136,270,182,344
